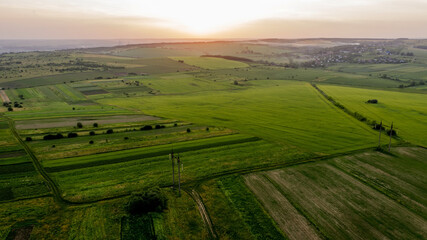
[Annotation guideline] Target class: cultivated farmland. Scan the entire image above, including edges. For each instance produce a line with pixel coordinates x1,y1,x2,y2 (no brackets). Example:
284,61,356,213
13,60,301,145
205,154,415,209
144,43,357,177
1,39,426,239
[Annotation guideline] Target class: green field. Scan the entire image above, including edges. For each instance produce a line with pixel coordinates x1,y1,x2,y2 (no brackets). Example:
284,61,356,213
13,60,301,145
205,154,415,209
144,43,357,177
170,56,249,69
1,39,426,239
100,80,379,154
319,84,427,146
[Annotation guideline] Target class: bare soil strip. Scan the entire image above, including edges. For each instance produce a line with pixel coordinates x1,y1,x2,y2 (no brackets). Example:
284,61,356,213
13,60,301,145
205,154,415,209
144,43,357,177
267,164,427,239
244,174,321,240
0,90,10,103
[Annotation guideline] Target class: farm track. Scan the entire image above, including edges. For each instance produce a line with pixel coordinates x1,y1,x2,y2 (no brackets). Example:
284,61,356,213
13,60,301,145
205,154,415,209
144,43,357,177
5,116,71,205
185,189,217,240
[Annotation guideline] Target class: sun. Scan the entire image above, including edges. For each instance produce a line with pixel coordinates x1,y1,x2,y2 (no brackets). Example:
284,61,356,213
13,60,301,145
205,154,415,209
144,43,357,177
132,0,286,35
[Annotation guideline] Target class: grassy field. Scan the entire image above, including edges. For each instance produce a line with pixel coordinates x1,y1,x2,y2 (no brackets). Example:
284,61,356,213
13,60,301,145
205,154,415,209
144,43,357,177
319,84,427,146
100,80,379,154
1,39,427,239
0,117,50,202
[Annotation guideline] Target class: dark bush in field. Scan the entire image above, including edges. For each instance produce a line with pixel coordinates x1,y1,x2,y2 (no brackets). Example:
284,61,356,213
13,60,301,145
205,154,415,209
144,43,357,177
77,122,83,128
126,187,167,215
43,133,64,140
7,107,13,111
372,124,385,131
93,123,98,127
367,99,378,104
206,127,210,131
387,129,397,136
124,137,129,140
89,131,95,136
173,123,178,127
89,140,94,144
186,128,191,133
67,132,78,138
140,125,153,131
106,129,114,134
25,137,32,141
155,124,165,129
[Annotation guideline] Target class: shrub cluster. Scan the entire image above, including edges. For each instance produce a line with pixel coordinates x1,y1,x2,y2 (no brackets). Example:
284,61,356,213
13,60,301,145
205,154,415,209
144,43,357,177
140,125,153,131
67,132,78,138
43,133,64,140
126,187,167,215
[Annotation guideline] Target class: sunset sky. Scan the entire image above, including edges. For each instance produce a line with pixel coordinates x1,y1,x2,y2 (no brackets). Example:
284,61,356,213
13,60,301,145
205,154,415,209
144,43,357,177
1,0,426,39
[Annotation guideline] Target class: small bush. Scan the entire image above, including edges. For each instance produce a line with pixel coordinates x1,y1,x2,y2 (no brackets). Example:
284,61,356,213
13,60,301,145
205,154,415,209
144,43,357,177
186,128,191,133
372,124,385,131
43,133,64,140
93,123,98,128
52,145,55,148
106,129,114,134
25,137,32,141
7,107,13,112
89,140,94,144
367,99,378,104
155,124,165,129
206,127,209,131
77,122,83,128
387,129,397,136
89,131,95,136
124,137,129,140
140,125,153,131
68,132,78,138
173,123,178,127
126,187,167,215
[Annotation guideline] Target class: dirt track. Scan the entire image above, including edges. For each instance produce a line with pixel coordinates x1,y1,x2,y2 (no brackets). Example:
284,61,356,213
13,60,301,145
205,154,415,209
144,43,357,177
186,189,217,239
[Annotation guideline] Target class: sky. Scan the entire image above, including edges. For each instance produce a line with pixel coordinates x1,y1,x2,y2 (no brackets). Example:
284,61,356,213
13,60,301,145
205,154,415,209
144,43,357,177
1,0,427,39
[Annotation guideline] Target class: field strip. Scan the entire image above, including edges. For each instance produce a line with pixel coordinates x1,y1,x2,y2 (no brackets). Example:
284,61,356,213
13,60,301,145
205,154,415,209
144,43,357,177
0,90,10,103
330,153,427,218
244,174,321,240
185,189,217,239
267,164,427,239
44,136,261,172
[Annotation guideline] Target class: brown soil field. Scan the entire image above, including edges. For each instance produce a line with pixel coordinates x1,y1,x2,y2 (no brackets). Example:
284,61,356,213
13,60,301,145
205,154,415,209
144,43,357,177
244,174,321,240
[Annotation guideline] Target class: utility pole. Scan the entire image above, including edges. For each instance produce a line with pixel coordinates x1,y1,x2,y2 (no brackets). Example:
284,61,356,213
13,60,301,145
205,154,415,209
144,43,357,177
378,120,382,148
388,122,393,152
170,149,175,189
177,154,181,196
170,150,182,196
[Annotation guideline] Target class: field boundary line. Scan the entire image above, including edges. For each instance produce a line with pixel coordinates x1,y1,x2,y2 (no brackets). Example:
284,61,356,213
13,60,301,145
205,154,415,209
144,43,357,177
262,173,329,240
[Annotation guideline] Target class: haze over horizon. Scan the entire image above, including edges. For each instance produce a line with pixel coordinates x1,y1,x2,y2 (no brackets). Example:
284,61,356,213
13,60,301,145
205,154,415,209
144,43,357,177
1,0,427,39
